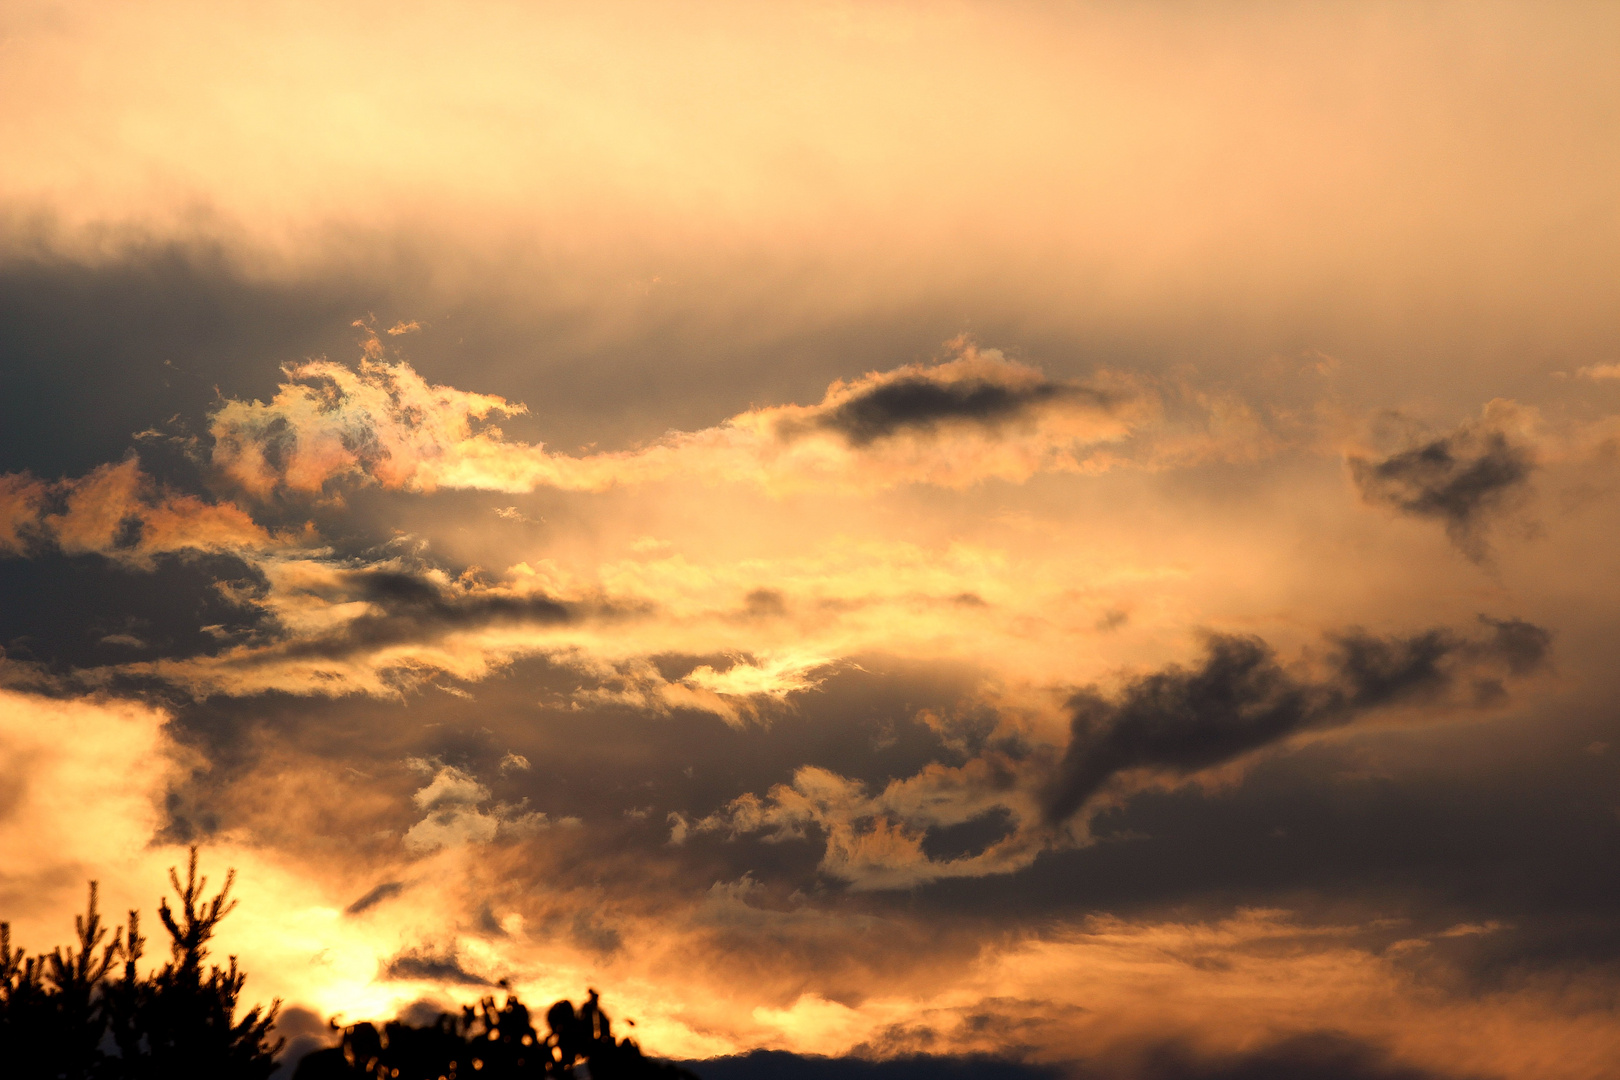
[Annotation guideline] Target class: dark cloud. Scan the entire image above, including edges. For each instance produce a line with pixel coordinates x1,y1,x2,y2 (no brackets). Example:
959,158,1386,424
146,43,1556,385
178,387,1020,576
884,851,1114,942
1043,620,1550,824
570,910,624,956
1348,425,1534,558
257,569,572,664
143,627,1608,961
917,687,1620,978
156,637,1618,965
381,944,492,986
349,570,575,635
151,652,992,876
0,225,1135,483
0,550,271,674
679,1050,1066,1080
344,881,406,916
0,554,574,688
0,238,383,478
1474,616,1553,675
921,807,1020,862
812,374,1092,446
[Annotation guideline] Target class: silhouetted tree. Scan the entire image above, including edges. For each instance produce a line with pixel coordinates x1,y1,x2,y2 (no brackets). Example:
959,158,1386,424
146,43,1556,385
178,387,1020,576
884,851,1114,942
0,882,124,1079
112,849,282,1078
2,916,56,1076
293,988,699,1079
3,856,698,1080
0,849,282,1079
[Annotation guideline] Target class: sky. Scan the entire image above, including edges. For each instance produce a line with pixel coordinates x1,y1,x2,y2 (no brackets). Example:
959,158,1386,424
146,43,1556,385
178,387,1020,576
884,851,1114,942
1,2,1619,1077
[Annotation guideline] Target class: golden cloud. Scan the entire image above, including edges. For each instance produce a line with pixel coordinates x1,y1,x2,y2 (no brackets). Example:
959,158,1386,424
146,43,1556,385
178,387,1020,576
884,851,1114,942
209,346,1282,500
0,458,286,566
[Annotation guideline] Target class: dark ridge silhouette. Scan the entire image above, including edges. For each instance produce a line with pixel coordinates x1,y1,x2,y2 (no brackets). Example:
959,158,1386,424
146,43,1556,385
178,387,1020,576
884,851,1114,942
1044,618,1551,824
677,1049,1067,1079
678,1031,1484,1080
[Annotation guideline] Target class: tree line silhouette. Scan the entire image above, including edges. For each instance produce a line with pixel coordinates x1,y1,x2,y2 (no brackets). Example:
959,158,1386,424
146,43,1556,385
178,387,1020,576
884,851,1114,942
0,851,697,1079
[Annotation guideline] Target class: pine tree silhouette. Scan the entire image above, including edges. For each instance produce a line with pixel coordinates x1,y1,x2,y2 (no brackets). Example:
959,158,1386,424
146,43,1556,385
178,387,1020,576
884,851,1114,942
117,848,283,1078
2,855,699,1079
1,916,55,1075
0,849,283,1079
0,882,126,1078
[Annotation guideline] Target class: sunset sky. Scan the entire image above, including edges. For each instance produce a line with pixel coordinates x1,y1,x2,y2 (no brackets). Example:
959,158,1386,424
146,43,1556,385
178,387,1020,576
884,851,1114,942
2,3,1619,1077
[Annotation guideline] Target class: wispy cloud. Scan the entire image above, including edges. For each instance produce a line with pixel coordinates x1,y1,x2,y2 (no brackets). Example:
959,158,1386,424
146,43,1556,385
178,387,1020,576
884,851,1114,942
207,344,1298,501
1348,402,1538,560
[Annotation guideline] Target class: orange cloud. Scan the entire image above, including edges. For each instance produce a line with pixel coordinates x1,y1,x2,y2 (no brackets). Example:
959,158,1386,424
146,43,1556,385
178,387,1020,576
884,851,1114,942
0,471,45,555
210,359,524,496
207,346,1198,499
0,458,286,566
695,754,1047,890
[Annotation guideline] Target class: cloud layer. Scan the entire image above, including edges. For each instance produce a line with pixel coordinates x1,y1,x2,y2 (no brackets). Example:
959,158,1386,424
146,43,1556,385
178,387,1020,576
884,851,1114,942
4,6,1620,1077
209,347,1160,498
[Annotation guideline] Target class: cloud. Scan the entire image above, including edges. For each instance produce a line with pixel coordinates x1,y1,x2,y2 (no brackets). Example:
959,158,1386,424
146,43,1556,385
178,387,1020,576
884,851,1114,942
9,9,1620,1070
381,943,493,986
114,563,578,698
206,346,1220,499
787,345,1109,447
697,751,1050,891
210,358,527,497
402,764,547,852
1348,405,1536,559
0,688,177,904
345,569,573,641
1576,363,1620,380
1043,619,1551,825
81,537,908,706
568,652,836,728
344,881,406,916
0,458,282,566
0,472,44,555
696,616,1552,890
